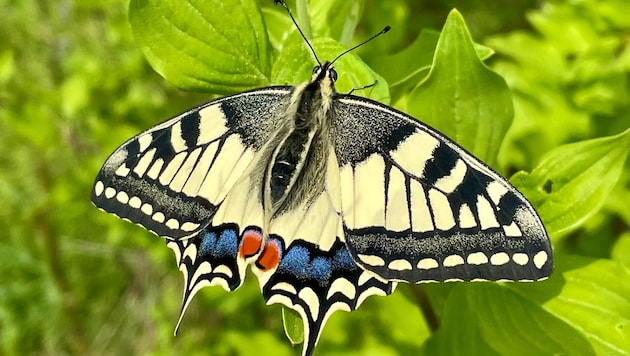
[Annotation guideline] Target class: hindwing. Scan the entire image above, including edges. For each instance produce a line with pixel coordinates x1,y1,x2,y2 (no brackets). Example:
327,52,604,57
333,95,553,282
256,153,394,356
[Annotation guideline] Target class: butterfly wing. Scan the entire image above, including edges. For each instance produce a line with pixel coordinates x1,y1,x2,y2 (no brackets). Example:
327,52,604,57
333,95,553,282
92,87,292,240
92,87,293,321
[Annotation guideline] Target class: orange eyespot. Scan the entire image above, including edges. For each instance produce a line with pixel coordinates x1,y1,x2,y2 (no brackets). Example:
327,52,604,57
239,230,263,258
257,239,281,271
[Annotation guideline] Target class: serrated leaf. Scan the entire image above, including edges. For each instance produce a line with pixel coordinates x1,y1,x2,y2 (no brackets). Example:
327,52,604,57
282,306,304,345
406,10,512,166
129,0,270,94
511,129,630,237
271,36,390,103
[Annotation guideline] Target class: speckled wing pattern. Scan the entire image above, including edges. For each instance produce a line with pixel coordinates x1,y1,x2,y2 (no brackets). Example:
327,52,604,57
333,96,553,283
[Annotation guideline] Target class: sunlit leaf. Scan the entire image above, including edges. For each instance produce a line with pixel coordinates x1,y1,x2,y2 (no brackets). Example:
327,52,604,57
282,306,304,345
407,10,513,165
512,129,630,237
129,0,271,94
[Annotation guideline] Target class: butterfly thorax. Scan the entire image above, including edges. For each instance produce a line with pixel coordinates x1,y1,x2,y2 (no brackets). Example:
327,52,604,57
260,62,337,218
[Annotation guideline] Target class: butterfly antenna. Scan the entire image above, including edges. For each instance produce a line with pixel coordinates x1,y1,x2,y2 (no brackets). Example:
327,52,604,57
331,26,391,65
274,0,321,65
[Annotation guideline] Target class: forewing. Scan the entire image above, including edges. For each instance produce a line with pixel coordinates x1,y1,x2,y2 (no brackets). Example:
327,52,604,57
333,95,553,282
91,87,292,239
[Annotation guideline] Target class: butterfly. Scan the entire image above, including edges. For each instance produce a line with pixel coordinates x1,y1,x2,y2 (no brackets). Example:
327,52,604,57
92,2,552,355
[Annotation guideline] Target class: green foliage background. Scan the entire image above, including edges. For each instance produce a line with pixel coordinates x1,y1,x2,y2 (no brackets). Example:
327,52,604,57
1,0,629,355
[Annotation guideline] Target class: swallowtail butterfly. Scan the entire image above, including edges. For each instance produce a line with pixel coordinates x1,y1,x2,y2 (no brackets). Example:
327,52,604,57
92,2,552,355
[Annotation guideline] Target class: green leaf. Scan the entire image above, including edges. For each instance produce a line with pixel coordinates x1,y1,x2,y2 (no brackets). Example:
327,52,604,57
426,282,590,356
60,74,89,118
371,29,440,90
220,330,294,356
282,306,304,345
310,0,363,46
271,36,390,103
0,49,15,85
508,255,630,354
372,29,494,90
511,129,630,237
261,5,294,53
406,10,512,166
129,0,270,94
612,232,630,267
425,253,630,355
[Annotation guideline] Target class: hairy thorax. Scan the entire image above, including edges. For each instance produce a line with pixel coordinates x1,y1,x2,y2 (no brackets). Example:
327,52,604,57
259,80,336,218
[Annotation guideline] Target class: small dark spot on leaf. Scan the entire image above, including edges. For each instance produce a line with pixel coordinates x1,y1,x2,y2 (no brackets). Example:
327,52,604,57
543,179,553,194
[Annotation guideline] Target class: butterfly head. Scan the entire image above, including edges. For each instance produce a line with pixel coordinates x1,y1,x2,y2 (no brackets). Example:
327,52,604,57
308,61,339,106
311,62,338,85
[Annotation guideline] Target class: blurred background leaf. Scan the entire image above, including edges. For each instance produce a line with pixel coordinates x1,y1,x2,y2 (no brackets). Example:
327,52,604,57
1,0,628,355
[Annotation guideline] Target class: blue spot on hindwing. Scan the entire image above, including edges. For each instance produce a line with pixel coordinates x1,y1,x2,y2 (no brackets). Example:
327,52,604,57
308,257,332,284
199,230,217,256
333,247,358,271
279,246,310,278
215,229,238,257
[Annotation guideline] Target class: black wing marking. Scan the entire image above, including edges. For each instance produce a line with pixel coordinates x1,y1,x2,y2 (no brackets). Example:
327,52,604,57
92,87,292,239
167,222,261,332
333,95,553,282
251,158,394,356
168,208,394,356
259,237,395,356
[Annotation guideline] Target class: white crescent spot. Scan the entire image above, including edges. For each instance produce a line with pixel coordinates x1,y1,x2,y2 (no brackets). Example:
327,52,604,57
512,253,529,266
358,254,386,267
466,252,488,265
94,181,104,196
104,187,116,199
387,259,413,271
490,252,510,266
116,191,129,204
417,258,438,270
443,254,464,267
533,251,548,269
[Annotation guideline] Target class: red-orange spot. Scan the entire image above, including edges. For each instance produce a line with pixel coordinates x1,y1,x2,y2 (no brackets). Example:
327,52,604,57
239,230,262,258
257,240,281,271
